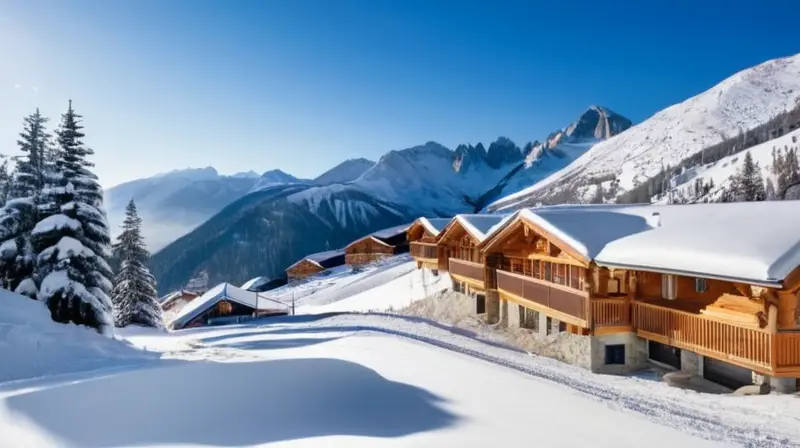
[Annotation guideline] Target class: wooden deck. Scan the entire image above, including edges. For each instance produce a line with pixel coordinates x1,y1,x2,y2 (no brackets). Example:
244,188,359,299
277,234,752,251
449,258,485,288
633,301,800,376
496,269,589,327
410,241,438,265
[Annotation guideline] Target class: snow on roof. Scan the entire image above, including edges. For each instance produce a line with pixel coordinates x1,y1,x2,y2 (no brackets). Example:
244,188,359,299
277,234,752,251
455,214,510,242
417,217,452,236
371,223,411,240
170,283,289,329
240,277,267,290
483,202,800,286
286,249,345,271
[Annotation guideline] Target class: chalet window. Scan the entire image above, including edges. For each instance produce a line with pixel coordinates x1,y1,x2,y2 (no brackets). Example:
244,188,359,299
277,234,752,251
511,259,524,274
522,260,532,277
544,262,552,282
553,264,566,285
533,260,541,279
605,344,626,365
546,317,553,335
661,274,677,300
518,305,526,327
217,301,233,316
569,266,580,290
695,278,708,293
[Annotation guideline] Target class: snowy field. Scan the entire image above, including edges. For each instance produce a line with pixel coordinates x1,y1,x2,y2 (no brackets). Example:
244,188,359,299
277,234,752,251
2,259,800,447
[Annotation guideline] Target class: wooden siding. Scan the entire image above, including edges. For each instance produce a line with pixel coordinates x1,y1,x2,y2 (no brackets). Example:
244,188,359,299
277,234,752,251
346,236,395,265
346,252,391,265
497,269,588,327
286,259,324,280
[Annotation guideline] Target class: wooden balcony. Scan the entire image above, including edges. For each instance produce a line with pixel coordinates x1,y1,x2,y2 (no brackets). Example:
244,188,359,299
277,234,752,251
449,258,485,288
633,301,800,375
592,299,630,330
497,269,588,327
410,241,438,262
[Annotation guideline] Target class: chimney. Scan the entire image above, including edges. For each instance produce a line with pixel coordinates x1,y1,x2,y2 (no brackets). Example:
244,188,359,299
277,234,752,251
647,212,662,228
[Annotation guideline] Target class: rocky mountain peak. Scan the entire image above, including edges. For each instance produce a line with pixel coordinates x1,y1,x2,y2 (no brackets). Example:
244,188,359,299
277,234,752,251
486,137,523,169
545,106,632,149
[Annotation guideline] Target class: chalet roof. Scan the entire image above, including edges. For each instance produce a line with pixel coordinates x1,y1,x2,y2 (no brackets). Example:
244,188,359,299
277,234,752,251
170,283,289,329
482,202,800,286
441,214,510,243
371,223,411,240
417,217,452,236
159,290,198,309
286,249,346,271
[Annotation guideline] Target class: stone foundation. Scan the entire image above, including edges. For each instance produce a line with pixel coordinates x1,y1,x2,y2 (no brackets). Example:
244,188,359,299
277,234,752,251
753,373,799,393
681,350,703,375
590,332,648,374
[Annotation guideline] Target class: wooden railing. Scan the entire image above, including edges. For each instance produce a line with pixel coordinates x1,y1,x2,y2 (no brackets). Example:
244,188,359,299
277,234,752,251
410,241,438,260
633,301,773,370
592,299,629,327
497,270,587,321
449,258,485,284
775,331,800,369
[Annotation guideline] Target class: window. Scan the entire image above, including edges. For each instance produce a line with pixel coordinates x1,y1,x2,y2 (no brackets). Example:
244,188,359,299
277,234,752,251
605,344,626,365
553,264,566,285
518,305,526,327
532,261,540,279
546,317,553,335
661,274,677,300
569,266,580,289
476,294,486,314
511,259,523,274
695,278,707,293
544,262,552,282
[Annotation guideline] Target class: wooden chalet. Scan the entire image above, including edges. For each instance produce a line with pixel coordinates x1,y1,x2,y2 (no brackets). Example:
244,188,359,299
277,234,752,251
286,249,346,281
473,202,800,391
407,217,451,271
345,223,411,265
436,214,509,313
160,290,200,312
169,283,289,330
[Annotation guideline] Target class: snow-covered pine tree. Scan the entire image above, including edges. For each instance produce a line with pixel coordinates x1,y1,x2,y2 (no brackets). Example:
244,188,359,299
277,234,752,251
112,200,163,328
32,101,114,332
729,151,766,202
0,110,54,298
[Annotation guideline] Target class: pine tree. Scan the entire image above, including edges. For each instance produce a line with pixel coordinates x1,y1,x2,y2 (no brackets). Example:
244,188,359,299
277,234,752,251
0,159,10,207
32,101,114,333
0,110,54,298
729,151,766,202
590,184,604,204
112,200,163,328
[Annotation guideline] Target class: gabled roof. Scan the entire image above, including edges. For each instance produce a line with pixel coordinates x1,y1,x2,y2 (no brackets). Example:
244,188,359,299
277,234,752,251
439,214,510,243
346,235,394,249
371,223,411,240
159,290,198,308
286,249,346,271
417,217,452,236
480,202,800,287
170,283,289,329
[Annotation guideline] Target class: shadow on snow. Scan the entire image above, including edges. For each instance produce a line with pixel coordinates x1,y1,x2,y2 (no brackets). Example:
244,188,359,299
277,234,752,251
5,358,458,447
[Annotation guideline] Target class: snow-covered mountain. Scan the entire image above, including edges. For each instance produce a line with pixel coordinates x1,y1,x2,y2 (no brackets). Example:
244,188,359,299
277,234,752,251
352,140,523,216
250,169,309,192
491,53,800,210
314,158,376,185
477,106,632,210
150,184,411,293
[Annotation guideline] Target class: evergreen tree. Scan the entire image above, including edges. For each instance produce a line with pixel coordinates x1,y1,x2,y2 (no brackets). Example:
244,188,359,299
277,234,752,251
112,200,163,328
32,101,113,332
0,110,54,298
729,151,766,202
0,159,10,207
590,184,604,204
765,178,777,201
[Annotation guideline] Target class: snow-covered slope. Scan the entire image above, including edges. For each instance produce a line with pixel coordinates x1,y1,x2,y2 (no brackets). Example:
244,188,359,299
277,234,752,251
491,53,800,209
313,158,375,185
0,288,156,383
664,128,800,203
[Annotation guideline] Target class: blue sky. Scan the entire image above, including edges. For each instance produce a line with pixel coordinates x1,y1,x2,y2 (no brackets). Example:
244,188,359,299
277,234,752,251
1,0,799,187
